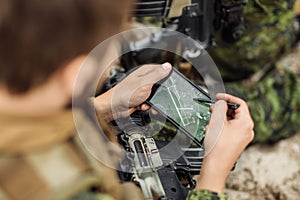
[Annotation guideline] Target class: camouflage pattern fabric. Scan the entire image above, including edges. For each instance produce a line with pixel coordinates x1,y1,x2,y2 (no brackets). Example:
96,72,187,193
208,0,298,81
208,0,300,143
188,190,229,200
72,192,114,200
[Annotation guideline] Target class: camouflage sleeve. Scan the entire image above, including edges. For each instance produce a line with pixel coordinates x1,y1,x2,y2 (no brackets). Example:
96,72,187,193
188,190,230,200
72,192,115,200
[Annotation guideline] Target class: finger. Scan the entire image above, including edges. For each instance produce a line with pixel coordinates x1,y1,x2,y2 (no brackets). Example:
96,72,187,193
209,100,228,126
137,63,172,85
204,100,228,156
150,108,158,115
140,103,150,111
216,93,245,105
216,93,249,117
210,100,234,120
205,124,209,130
209,104,213,112
250,130,255,141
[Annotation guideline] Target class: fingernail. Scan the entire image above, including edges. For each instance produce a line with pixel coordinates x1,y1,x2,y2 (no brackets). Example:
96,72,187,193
162,62,171,70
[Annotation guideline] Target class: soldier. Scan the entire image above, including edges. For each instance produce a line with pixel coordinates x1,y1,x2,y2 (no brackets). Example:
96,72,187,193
0,0,253,200
129,0,300,144
208,0,300,143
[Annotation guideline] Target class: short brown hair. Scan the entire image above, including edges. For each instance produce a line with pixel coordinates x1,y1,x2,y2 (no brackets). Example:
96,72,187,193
0,0,133,94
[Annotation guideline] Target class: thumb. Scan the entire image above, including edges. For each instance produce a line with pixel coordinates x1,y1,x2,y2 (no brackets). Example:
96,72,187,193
209,100,228,126
204,100,227,156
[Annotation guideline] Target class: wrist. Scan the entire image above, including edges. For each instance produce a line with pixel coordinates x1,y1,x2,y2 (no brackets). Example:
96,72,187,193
196,155,230,193
94,89,115,122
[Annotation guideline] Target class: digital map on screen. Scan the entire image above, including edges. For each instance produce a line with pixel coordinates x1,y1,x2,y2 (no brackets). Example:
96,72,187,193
149,70,211,142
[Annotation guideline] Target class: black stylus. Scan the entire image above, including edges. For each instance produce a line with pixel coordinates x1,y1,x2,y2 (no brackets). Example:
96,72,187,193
193,98,239,110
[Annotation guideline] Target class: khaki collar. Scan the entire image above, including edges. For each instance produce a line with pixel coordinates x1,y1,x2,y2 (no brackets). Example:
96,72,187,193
0,110,75,154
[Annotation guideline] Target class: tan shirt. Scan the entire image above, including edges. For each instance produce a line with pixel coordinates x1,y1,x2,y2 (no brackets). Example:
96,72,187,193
0,109,143,200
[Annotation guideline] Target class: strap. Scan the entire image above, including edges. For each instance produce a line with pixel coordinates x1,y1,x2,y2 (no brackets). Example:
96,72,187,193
294,0,300,14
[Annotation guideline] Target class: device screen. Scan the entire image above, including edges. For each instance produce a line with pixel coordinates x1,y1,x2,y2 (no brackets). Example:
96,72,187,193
147,68,212,144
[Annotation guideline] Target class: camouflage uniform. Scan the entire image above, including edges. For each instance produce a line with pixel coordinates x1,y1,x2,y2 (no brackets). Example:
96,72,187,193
0,108,230,200
208,0,300,143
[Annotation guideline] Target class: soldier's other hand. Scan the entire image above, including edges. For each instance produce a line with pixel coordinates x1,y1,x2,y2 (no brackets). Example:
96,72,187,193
196,93,254,194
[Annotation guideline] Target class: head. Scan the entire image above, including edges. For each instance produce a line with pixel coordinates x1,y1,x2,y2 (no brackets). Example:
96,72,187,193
0,0,133,95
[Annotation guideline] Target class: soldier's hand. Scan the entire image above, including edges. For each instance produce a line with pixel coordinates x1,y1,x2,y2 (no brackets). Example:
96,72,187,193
196,93,254,193
94,63,171,121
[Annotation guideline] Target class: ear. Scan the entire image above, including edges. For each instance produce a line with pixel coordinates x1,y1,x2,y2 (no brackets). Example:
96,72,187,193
58,55,86,97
